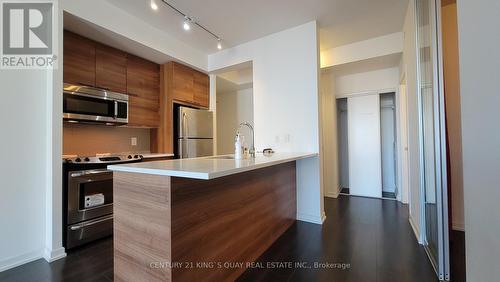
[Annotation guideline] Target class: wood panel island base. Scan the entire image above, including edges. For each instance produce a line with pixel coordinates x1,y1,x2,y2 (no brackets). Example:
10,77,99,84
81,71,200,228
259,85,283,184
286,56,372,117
112,158,302,282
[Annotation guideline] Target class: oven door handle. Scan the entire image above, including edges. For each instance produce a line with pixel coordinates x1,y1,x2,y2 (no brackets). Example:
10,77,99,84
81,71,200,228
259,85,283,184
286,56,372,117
70,215,113,230
70,169,111,178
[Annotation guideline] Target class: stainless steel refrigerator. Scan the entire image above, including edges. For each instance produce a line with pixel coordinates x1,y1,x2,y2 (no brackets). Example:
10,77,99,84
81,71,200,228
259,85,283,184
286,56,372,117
176,106,214,158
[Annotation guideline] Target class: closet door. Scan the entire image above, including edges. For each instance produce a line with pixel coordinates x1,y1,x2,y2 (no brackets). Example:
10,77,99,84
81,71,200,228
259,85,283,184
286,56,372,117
347,95,382,198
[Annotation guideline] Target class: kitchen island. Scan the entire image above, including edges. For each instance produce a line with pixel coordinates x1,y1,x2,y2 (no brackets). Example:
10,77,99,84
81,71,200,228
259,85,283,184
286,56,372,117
108,153,316,282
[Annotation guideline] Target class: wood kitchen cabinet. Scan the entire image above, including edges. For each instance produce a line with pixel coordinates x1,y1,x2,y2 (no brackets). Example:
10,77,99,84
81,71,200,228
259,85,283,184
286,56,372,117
127,55,160,128
154,61,210,153
95,45,128,93
63,31,96,86
170,61,210,108
171,62,195,104
64,31,162,129
193,70,210,108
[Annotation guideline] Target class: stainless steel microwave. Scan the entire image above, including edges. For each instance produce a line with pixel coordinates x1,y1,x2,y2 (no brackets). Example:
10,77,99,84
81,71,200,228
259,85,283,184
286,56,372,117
63,83,129,125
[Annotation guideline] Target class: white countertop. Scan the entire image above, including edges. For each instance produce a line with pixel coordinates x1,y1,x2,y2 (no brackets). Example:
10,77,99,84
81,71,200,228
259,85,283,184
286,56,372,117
108,153,318,180
140,153,174,159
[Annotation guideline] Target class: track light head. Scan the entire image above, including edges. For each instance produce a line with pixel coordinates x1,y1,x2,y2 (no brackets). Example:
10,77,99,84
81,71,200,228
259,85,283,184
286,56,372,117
150,0,158,11
217,39,222,50
183,17,191,31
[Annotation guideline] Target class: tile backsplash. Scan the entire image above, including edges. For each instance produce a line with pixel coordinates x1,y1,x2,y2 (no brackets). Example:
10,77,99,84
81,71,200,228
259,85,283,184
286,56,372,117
63,124,151,156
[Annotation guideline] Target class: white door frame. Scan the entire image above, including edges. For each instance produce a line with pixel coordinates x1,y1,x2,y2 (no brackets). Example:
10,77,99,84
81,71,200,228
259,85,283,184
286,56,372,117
397,75,410,204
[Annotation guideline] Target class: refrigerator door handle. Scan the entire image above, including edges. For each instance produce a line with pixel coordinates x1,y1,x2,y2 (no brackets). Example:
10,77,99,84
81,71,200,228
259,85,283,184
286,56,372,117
182,112,188,158
183,112,189,139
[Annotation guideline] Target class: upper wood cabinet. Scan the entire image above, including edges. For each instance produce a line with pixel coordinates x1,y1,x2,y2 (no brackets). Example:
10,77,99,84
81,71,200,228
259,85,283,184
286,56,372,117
193,71,209,108
169,61,209,108
63,31,96,86
64,30,161,128
95,45,128,93
127,55,160,128
172,62,195,104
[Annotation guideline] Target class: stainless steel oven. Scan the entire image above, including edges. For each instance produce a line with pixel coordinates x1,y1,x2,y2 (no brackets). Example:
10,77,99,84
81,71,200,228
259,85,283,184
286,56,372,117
63,155,141,249
66,169,113,249
63,83,129,125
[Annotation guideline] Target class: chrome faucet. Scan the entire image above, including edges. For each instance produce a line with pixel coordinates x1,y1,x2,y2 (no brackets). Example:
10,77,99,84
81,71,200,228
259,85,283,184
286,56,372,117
238,122,255,158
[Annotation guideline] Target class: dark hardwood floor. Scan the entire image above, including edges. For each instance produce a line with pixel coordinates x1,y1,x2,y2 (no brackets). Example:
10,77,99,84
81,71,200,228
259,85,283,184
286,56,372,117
0,237,113,282
0,196,464,282
450,230,466,282
238,196,439,282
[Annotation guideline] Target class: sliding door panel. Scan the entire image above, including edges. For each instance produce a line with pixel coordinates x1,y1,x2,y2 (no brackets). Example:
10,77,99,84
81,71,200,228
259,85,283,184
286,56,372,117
347,95,382,198
416,0,450,280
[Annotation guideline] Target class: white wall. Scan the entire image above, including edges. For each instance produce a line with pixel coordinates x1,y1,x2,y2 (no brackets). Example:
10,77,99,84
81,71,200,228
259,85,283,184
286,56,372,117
335,67,400,97
321,32,403,68
401,0,422,242
208,21,324,224
0,70,49,271
44,4,65,263
320,72,339,198
0,2,65,272
457,0,500,280
216,86,254,154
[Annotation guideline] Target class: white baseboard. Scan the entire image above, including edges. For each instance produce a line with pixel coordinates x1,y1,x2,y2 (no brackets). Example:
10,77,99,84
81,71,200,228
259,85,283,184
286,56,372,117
43,247,66,263
0,249,43,272
452,222,465,232
297,211,326,225
409,215,423,244
325,186,341,198
324,191,339,198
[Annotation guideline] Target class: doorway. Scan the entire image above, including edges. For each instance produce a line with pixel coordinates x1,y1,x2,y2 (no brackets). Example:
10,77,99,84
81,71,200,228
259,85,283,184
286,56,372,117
214,66,254,155
337,93,400,200
337,98,349,194
380,93,397,199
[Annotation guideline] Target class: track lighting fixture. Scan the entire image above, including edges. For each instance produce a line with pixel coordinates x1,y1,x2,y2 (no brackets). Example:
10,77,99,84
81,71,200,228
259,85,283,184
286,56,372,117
157,0,223,50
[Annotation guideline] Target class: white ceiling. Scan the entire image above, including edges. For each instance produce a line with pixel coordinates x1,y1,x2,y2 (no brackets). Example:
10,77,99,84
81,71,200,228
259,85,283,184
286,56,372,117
104,0,409,54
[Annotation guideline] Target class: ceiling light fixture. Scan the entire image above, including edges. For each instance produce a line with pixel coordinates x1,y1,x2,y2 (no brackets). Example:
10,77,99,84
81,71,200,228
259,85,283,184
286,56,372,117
150,0,158,11
159,0,223,50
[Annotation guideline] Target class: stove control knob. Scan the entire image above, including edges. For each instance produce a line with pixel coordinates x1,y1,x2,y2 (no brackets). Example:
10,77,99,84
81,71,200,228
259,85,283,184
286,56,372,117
139,155,144,159
134,155,139,159
75,158,81,163
84,157,90,162
127,155,132,159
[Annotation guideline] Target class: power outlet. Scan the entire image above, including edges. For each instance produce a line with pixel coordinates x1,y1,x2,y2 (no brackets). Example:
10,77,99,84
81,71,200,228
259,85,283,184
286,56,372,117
131,137,137,146
283,134,291,143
